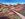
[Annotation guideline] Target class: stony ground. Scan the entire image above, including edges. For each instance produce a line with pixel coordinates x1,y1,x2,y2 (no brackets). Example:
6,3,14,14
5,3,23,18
0,4,25,19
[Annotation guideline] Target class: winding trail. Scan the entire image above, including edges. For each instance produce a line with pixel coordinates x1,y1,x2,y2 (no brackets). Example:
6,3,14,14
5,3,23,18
12,10,25,19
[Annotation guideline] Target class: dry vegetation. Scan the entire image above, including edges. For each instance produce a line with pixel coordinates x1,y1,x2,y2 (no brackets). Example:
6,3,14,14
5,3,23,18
0,4,25,19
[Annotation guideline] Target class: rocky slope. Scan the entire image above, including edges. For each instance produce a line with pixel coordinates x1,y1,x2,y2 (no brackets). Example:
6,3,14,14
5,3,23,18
0,4,25,19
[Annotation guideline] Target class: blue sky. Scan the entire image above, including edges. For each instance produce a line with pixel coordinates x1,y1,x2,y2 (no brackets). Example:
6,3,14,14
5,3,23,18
0,0,25,5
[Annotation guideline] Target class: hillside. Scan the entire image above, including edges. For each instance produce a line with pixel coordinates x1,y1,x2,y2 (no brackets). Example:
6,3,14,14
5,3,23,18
0,4,25,19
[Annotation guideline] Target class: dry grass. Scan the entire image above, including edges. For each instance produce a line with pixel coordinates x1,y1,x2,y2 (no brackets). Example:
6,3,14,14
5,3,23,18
0,4,25,19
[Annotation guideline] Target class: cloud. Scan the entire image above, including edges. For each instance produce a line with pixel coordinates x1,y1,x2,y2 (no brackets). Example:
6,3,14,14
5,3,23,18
2,2,17,5
0,1,25,5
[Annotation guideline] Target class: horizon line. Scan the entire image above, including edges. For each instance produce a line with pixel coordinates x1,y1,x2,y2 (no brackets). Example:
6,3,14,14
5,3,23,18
0,2,25,5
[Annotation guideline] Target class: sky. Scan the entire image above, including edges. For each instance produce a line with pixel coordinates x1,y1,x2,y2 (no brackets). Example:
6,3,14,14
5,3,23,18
0,0,25,5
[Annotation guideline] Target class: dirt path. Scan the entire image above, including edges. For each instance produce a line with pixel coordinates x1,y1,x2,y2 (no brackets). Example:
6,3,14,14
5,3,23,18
12,10,25,19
